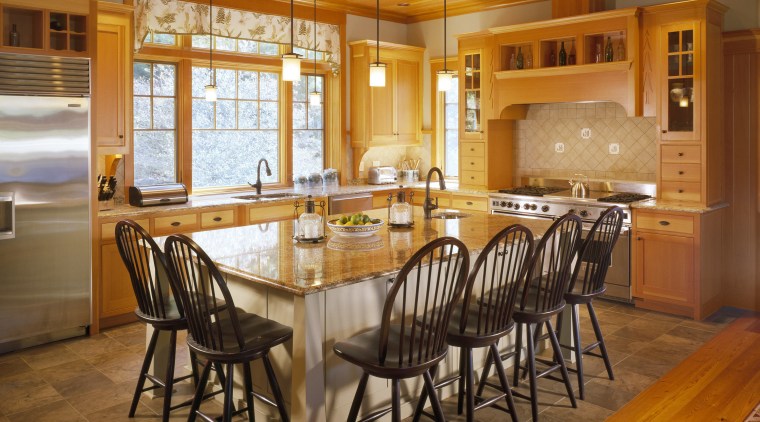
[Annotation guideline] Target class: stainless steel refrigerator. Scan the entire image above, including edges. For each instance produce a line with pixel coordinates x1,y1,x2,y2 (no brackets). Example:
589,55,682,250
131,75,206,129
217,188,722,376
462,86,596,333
0,53,91,353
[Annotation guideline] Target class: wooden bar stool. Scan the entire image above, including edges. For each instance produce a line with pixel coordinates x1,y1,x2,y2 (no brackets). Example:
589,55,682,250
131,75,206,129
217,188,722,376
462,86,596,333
115,220,203,422
412,225,534,422
477,213,583,422
164,234,293,422
557,206,624,400
333,237,470,422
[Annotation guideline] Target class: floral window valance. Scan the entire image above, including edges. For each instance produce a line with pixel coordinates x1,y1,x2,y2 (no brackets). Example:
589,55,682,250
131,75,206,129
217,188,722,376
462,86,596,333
134,0,342,72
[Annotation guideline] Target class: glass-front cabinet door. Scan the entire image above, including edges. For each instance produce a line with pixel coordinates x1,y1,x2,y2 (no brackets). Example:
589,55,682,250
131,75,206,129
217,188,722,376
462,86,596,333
461,51,483,140
661,22,700,141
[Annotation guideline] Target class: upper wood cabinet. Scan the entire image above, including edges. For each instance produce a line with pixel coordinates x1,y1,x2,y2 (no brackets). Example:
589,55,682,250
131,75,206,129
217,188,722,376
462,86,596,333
95,3,133,153
659,22,700,142
0,0,91,56
349,41,424,175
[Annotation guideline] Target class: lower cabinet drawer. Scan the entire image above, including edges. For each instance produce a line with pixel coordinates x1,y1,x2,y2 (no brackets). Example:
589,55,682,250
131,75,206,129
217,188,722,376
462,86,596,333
101,218,149,241
661,163,701,183
372,191,394,209
201,209,235,229
249,204,293,223
451,195,488,212
153,213,199,235
661,145,700,163
461,156,485,172
460,171,485,186
636,212,694,235
660,182,701,203
461,142,485,157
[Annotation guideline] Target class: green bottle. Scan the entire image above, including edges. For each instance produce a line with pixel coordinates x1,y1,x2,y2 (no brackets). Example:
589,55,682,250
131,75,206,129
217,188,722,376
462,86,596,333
516,47,524,70
605,36,614,62
558,41,567,66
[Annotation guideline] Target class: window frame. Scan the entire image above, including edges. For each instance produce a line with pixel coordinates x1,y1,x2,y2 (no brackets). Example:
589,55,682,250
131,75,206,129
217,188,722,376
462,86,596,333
430,58,460,180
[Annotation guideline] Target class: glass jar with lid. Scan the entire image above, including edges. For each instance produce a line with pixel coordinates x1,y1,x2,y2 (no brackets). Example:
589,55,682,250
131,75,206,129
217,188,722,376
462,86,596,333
297,195,324,240
389,188,413,226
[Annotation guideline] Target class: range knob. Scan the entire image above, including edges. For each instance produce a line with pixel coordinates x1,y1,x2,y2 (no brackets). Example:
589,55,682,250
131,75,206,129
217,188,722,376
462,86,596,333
500,201,507,207
506,201,513,208
530,204,537,211
513,203,520,210
579,210,589,218
541,205,550,212
523,203,530,210
568,209,576,214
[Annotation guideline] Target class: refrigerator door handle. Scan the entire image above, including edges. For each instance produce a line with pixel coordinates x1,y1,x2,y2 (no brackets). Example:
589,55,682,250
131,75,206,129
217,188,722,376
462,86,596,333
0,192,14,240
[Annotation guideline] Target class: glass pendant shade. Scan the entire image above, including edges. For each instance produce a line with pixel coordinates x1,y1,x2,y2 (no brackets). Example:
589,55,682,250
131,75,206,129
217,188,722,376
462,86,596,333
282,53,301,81
369,62,386,87
309,91,321,106
437,70,453,92
205,84,217,102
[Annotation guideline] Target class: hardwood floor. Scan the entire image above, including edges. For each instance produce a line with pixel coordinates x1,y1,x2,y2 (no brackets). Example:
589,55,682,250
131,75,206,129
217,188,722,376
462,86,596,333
609,314,760,421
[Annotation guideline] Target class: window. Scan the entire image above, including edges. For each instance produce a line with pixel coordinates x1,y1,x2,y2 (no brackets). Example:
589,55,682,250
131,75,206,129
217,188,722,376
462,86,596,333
444,76,459,178
191,35,279,56
191,66,280,189
144,32,176,46
292,75,325,177
133,62,177,185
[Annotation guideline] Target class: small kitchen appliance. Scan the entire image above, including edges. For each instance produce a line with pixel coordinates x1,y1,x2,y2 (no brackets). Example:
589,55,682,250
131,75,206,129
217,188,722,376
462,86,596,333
129,183,188,207
367,166,398,185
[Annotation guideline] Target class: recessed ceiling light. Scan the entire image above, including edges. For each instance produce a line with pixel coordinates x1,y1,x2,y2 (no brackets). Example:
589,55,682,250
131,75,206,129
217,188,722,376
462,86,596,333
397,2,410,6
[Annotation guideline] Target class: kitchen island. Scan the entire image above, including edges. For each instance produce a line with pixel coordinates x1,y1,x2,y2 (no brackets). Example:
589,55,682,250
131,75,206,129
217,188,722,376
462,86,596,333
154,208,554,421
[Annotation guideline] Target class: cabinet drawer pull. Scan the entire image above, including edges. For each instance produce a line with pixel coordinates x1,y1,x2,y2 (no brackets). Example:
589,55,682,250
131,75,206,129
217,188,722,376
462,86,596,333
213,217,223,222
470,176,475,180
470,162,475,165
678,189,684,193
470,148,475,151
479,131,484,134
658,221,670,226
678,171,684,175
678,152,684,157
171,221,181,227
119,134,124,139
637,237,642,240
466,201,473,206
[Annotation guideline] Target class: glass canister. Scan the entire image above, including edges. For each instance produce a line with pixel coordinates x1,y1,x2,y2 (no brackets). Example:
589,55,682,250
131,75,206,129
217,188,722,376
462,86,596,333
389,189,413,226
297,195,324,240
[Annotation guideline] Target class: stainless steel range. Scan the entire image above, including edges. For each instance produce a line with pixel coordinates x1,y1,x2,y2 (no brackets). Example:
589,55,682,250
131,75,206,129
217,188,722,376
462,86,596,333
489,179,656,302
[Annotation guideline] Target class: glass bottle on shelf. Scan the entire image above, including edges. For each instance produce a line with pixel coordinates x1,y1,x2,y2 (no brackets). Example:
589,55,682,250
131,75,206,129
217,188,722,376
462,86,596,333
509,53,516,70
549,46,555,67
389,189,412,226
595,43,602,63
525,50,533,69
568,40,576,65
516,47,524,70
558,42,567,66
297,195,323,239
9,25,20,47
616,38,625,61
605,36,614,62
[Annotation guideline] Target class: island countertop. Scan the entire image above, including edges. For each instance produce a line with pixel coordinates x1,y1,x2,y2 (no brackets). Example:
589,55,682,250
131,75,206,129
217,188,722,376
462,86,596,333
155,208,553,296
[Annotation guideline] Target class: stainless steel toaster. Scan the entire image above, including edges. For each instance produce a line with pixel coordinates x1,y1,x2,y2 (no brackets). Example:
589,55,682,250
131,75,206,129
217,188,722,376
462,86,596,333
129,183,188,207
368,166,398,185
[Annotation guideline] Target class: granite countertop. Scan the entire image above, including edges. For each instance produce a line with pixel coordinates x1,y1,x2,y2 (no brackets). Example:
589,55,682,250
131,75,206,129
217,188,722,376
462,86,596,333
153,208,552,296
631,199,729,214
98,182,493,219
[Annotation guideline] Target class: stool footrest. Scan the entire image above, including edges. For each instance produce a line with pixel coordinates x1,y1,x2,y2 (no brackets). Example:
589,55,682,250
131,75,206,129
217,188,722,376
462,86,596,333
431,374,461,390
358,406,393,422
582,341,602,354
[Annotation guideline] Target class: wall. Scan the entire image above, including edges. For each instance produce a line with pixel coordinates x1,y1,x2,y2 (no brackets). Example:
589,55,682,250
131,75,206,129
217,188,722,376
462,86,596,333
514,103,657,182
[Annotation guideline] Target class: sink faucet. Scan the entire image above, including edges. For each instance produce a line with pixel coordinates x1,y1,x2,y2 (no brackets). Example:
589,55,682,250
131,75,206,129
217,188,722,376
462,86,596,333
249,158,272,195
424,167,446,219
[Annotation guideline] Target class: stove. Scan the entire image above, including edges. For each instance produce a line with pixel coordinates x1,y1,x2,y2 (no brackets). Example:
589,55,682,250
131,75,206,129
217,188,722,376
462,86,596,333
497,186,567,196
597,192,652,203
489,189,638,224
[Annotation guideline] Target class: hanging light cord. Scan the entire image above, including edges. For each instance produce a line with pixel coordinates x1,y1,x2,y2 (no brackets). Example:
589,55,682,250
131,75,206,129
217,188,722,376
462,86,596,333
209,0,213,85
443,0,447,71
376,0,380,64
313,0,317,75
291,0,295,53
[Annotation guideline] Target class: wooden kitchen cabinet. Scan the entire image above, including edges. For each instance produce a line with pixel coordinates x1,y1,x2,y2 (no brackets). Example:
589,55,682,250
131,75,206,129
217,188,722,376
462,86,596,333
349,41,424,175
100,243,138,321
95,3,132,152
0,0,91,56
631,208,724,319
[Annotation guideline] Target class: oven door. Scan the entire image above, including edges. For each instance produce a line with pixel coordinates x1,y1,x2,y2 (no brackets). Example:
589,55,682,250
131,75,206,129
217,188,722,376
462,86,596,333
491,209,556,221
579,223,631,302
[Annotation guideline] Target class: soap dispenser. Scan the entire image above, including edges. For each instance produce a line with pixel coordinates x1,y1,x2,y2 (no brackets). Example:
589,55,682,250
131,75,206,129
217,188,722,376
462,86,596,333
388,187,413,227
297,195,324,240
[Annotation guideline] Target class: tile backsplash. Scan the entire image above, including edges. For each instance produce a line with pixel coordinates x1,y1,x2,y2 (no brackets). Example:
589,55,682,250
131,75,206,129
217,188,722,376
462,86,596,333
514,102,657,182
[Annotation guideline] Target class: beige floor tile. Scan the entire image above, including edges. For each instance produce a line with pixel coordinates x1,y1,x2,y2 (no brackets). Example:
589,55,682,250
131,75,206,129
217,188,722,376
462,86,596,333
5,399,86,422
19,344,81,371
49,370,116,400
601,334,650,354
614,354,673,379
66,335,128,361
67,380,136,416
538,396,614,421
0,373,63,415
83,401,157,422
38,359,97,385
0,357,33,380
666,325,719,343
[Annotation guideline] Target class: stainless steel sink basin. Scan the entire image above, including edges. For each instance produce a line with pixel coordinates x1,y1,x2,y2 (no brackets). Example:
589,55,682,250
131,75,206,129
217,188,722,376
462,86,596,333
431,211,472,220
233,192,304,201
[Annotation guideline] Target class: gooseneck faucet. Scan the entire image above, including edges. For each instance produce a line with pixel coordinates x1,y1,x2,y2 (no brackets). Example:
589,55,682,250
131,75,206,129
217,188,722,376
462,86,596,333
249,158,272,195
424,167,446,219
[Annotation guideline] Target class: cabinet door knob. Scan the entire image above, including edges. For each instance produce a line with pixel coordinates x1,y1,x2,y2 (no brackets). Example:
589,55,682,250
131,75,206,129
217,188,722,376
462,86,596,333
466,201,473,206
637,237,642,240
470,162,475,165
678,152,684,157
480,131,484,133
119,134,124,139
678,189,684,193
470,176,475,180
678,171,684,175
658,220,671,226
171,221,181,227
470,148,475,151
662,130,668,134
213,217,223,222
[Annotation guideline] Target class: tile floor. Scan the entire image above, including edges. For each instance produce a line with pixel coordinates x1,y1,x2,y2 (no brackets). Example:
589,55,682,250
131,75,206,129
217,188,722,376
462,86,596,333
0,300,741,422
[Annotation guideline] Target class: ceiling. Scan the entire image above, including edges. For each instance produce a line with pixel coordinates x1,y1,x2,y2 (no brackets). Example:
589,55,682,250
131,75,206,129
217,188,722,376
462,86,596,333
294,0,545,23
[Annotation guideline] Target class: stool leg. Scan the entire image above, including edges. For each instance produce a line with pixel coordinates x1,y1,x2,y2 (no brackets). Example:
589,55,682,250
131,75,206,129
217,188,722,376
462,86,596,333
130,327,159,417
490,343,518,422
189,350,200,386
457,348,466,415
161,329,178,422
263,354,289,422
423,367,445,422
588,302,614,380
412,362,436,422
525,323,539,422
464,347,475,422
222,363,235,422
347,372,369,422
512,322,524,388
188,360,212,422
475,344,493,398
547,320,577,409
243,362,255,422
392,378,401,422
570,305,585,400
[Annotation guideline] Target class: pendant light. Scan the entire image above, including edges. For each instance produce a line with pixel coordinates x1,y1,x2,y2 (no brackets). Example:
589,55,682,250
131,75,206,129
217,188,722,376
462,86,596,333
282,0,301,82
437,0,454,92
308,0,321,106
205,0,217,101
369,0,386,87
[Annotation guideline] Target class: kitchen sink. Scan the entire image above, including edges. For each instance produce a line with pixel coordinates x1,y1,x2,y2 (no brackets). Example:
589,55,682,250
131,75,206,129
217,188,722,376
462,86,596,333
233,192,304,201
431,211,472,220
